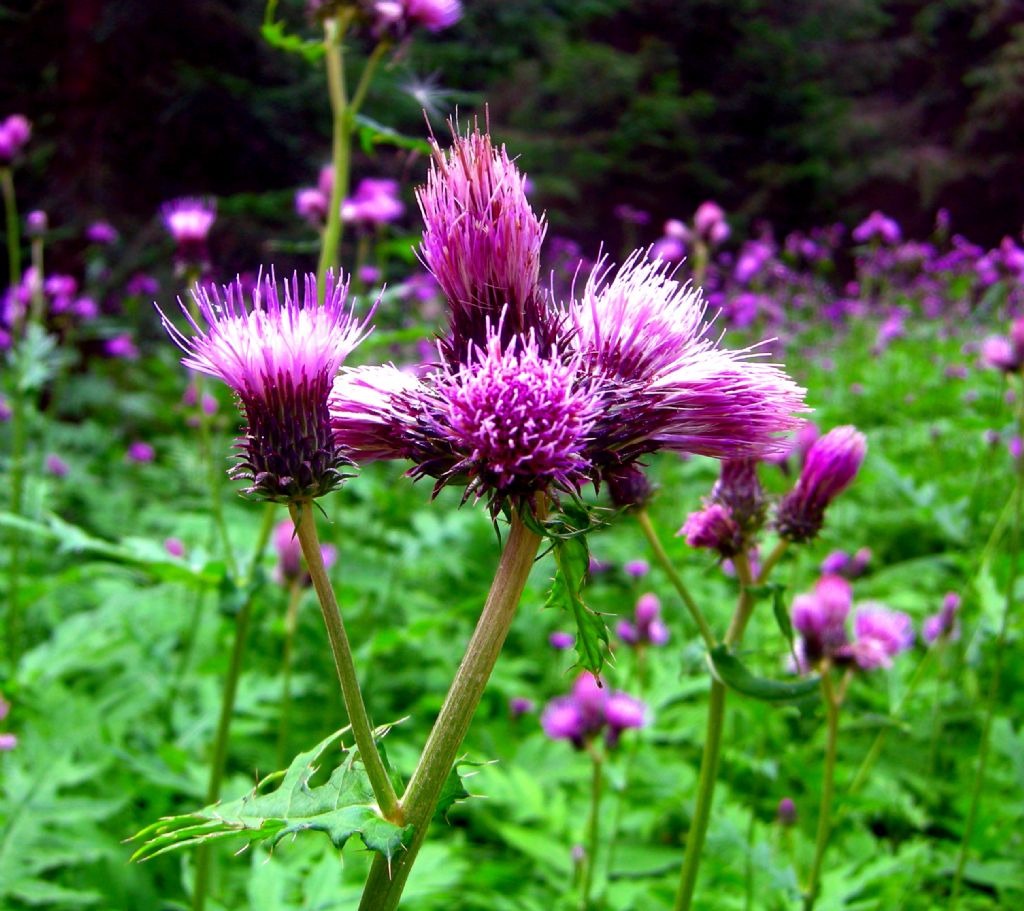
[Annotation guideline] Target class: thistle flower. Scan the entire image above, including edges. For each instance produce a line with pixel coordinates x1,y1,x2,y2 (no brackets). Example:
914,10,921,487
417,126,552,362
541,674,647,750
604,692,648,746
616,592,669,648
852,211,901,245
86,221,119,245
777,426,867,542
841,606,914,669
509,696,535,718
126,441,155,464
342,178,405,226
273,518,337,585
26,210,47,236
161,197,216,266
295,187,329,228
0,114,31,165
164,538,186,558
923,592,961,644
791,575,852,666
45,454,69,477
777,797,797,826
159,271,372,502
623,559,650,579
549,630,574,650
105,333,139,360
679,503,743,558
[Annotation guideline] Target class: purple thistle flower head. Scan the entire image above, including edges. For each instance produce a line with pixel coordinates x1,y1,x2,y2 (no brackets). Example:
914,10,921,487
86,221,119,245
820,550,851,575
616,619,639,644
711,459,765,534
427,323,601,511
161,197,216,264
549,630,575,650
26,210,47,236
295,187,329,227
980,335,1021,373
126,441,155,464
0,733,17,752
621,592,669,648
164,537,186,558
924,592,962,644
604,462,654,510
604,692,648,746
45,453,69,477
852,211,901,245
541,696,587,745
0,114,31,165
417,125,552,363
570,252,807,466
159,271,372,502
777,797,798,826
791,574,852,667
509,696,535,718
693,201,727,244
679,503,743,558
777,426,867,542
105,333,139,360
342,177,405,226
623,559,650,579
842,605,914,670
635,592,660,625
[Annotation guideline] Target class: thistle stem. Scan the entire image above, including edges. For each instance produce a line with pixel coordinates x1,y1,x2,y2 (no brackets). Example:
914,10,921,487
672,551,762,911
803,670,842,911
950,386,1024,908
289,501,400,822
357,512,543,911
636,508,716,651
580,749,605,911
316,13,353,297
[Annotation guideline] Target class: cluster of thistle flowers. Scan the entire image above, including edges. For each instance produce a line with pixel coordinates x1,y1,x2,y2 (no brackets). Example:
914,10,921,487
295,167,405,232
789,574,914,673
980,315,1024,375
541,673,647,750
679,425,868,567
598,199,1024,347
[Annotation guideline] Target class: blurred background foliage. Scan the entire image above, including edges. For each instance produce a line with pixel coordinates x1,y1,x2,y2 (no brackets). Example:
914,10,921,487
2,0,1023,260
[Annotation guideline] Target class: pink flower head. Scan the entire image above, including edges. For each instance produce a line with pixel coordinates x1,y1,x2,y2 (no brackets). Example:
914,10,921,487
619,592,669,648
843,605,914,669
923,592,961,644
342,178,405,226
417,125,551,364
159,271,373,502
852,211,902,245
0,733,17,751
404,0,462,31
980,335,1022,373
164,537,186,558
603,692,648,746
693,201,727,244
712,459,765,533
0,114,31,164
777,426,867,542
623,559,649,578
161,197,216,264
541,696,587,744
26,210,48,236
509,696,535,718
295,187,329,227
86,221,119,245
45,453,69,477
679,503,743,558
549,630,574,650
570,252,807,466
126,441,155,464
105,334,139,360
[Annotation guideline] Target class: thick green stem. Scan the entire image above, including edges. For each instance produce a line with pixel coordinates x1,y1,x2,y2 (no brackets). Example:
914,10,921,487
289,501,400,822
316,14,352,296
803,673,841,911
580,750,605,911
277,580,304,767
357,512,543,911
636,508,716,650
950,385,1024,908
2,168,20,293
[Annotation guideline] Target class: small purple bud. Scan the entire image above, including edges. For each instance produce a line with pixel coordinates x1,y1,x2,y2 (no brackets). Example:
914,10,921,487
164,537,186,558
86,221,119,245
126,441,155,464
634,593,660,625
549,630,575,650
541,697,586,744
605,463,654,510
679,503,743,558
623,559,650,579
820,551,850,576
777,797,797,826
45,454,69,477
0,733,17,751
616,619,640,644
26,210,47,236
509,697,535,718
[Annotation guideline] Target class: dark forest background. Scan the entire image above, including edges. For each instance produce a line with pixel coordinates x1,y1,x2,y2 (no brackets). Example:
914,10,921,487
2,0,1023,258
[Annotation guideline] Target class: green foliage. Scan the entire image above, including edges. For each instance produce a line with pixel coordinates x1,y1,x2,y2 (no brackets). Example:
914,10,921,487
131,729,413,863
708,647,820,703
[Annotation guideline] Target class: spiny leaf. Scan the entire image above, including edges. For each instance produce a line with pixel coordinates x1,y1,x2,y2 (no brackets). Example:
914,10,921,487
545,536,612,677
708,646,820,703
353,115,433,154
129,729,412,863
260,21,324,64
435,759,493,822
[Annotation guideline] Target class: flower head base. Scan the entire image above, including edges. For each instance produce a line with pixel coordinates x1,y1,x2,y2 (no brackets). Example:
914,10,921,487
161,197,217,266
417,125,552,363
777,426,867,542
711,459,765,535
160,271,372,502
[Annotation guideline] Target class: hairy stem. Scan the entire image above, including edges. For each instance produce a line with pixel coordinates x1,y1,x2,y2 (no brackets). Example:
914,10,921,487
358,512,543,911
636,508,716,650
580,749,605,910
803,671,842,911
290,501,400,821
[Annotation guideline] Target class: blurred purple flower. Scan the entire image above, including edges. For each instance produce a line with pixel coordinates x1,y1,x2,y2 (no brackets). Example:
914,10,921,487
105,334,139,360
852,211,901,245
45,454,69,477
342,178,405,226
164,537,186,558
86,221,119,245
0,113,31,165
126,441,155,464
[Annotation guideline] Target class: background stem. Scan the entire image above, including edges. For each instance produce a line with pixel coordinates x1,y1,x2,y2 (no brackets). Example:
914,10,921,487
2,168,21,292
289,501,400,822
580,750,605,911
803,672,841,911
357,512,543,911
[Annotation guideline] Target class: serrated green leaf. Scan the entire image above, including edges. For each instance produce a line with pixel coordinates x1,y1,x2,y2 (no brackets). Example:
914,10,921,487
545,537,611,676
353,115,434,154
708,646,821,703
435,759,491,821
129,729,412,863
260,21,324,64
